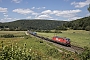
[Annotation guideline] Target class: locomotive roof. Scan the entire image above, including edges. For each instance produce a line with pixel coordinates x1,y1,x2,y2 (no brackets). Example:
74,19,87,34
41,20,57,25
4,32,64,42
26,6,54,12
54,36,70,40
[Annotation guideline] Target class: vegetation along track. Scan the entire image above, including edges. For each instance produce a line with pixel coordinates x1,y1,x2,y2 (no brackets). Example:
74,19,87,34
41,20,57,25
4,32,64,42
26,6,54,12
27,32,84,54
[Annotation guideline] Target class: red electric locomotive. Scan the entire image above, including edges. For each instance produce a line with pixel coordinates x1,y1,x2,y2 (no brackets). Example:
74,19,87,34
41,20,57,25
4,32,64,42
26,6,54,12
52,36,71,46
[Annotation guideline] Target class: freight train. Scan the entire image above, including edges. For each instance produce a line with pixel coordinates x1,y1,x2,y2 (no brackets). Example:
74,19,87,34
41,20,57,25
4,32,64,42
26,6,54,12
27,30,71,47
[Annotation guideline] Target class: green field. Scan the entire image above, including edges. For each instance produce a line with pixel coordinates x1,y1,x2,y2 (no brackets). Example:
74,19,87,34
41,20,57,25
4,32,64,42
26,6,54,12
38,30,90,48
0,31,81,60
0,30,90,48
0,31,25,49
0,30,89,60
0,31,25,36
0,31,63,60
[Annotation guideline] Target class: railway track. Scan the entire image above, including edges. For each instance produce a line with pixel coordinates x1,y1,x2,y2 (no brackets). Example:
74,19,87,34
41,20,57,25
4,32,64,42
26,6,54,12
27,32,84,54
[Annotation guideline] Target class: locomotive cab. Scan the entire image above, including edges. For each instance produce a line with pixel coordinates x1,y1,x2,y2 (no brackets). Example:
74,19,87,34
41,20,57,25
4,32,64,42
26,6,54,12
65,38,71,46
52,36,71,47
66,38,70,43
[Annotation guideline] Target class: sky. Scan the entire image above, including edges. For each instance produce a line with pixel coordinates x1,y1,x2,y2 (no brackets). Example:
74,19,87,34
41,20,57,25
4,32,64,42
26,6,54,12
0,0,90,22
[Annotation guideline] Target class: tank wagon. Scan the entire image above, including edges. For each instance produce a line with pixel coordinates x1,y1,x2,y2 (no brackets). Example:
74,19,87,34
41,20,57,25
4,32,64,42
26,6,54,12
27,30,37,36
52,36,71,46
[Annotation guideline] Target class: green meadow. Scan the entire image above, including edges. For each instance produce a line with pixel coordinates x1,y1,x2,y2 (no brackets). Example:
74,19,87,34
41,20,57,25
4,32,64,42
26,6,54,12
0,30,90,48
0,31,25,48
0,31,25,37
0,31,62,60
0,31,82,60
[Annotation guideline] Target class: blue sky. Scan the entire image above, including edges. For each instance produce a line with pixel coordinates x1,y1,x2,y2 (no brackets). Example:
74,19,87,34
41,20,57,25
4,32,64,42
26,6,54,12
0,0,90,22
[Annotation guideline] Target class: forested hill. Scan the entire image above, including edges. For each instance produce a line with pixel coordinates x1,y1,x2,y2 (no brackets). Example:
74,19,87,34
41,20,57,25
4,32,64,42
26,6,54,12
64,16,90,31
0,19,66,30
0,16,90,31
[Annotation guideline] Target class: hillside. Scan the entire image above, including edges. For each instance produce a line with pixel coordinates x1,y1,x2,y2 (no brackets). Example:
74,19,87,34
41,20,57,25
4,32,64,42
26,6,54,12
0,16,90,31
0,19,66,30
63,16,90,31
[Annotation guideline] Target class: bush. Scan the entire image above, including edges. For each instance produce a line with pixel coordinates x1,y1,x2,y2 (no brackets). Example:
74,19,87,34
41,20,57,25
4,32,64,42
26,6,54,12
47,48,60,58
79,47,90,60
1,34,14,38
85,26,90,31
54,30,62,33
39,41,43,43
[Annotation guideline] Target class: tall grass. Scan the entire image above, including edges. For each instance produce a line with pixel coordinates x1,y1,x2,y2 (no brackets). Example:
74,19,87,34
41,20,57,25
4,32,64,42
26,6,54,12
0,41,50,60
0,40,82,60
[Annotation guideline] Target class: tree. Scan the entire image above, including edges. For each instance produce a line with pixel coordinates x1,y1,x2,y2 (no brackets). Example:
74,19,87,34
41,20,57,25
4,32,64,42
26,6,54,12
85,26,90,31
55,26,67,30
88,4,90,12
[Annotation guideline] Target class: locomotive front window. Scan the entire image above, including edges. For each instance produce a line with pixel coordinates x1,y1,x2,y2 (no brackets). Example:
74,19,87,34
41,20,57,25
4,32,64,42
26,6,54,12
66,39,70,41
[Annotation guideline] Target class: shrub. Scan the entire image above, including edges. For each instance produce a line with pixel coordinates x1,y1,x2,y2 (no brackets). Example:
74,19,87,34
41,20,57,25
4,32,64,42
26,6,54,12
39,41,43,43
85,26,90,31
47,48,60,58
54,30,62,33
1,34,14,38
79,47,90,60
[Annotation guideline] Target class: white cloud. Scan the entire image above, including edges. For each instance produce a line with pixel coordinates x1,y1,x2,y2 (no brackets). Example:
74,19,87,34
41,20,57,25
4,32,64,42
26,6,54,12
12,0,22,3
41,10,52,14
4,18,12,20
40,9,81,18
53,9,81,15
35,14,52,19
35,9,81,20
3,13,7,14
62,14,76,18
42,7,46,9
67,17,82,21
13,8,34,15
26,16,31,19
0,18,18,22
32,12,39,18
71,0,90,8
31,7,46,10
4,15,8,17
31,7,35,9
32,13,38,15
49,18,58,20
37,7,46,10
0,8,82,22
53,9,81,18
0,7,8,12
